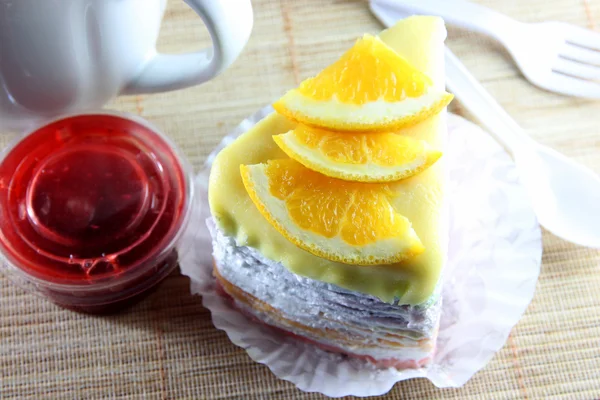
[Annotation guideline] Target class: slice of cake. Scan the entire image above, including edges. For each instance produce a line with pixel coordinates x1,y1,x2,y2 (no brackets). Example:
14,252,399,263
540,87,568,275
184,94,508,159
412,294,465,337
208,16,451,369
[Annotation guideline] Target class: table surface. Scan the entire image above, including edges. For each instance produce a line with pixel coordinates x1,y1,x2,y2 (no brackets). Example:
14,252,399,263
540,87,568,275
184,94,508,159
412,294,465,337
2,1,600,399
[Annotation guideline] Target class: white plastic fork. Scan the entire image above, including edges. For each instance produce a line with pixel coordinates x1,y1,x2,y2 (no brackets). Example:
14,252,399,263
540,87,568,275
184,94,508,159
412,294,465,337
372,0,600,99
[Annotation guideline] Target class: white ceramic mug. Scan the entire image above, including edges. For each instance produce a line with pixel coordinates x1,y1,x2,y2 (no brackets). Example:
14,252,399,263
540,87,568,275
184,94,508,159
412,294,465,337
0,0,253,130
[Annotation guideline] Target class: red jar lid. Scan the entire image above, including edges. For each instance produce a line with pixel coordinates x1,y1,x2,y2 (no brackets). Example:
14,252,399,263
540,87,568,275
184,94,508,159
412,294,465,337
0,112,194,312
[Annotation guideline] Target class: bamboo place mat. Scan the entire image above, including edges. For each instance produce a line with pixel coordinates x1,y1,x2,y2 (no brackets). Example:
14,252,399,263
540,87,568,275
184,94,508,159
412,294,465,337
1,0,600,399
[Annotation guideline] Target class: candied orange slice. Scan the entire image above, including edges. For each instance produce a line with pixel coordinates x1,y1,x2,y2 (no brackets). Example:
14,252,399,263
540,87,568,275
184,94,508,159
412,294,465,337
273,124,441,182
273,34,453,132
240,159,424,265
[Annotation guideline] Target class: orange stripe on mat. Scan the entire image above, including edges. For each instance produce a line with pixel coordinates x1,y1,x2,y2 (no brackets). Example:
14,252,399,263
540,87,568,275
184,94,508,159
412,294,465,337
135,95,145,116
281,1,301,85
509,333,529,400
583,0,598,30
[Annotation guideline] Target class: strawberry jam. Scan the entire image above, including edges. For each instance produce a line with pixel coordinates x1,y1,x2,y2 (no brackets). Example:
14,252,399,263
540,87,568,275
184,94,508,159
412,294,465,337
0,113,192,313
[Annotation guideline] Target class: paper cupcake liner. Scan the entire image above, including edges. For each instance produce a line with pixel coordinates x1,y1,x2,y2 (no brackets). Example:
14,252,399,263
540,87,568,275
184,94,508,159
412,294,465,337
179,106,542,397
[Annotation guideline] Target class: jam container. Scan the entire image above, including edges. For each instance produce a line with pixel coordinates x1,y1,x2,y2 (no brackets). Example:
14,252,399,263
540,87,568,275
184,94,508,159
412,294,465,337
0,112,195,314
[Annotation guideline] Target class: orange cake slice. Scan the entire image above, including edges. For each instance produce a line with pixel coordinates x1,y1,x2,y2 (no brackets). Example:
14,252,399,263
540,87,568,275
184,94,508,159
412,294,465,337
208,15,450,370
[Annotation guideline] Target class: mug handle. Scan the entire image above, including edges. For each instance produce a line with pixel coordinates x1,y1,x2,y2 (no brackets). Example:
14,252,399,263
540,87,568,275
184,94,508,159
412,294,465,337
122,0,253,94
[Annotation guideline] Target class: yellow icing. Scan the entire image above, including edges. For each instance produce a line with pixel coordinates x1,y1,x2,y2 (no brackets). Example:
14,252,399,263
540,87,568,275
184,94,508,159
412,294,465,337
208,16,448,304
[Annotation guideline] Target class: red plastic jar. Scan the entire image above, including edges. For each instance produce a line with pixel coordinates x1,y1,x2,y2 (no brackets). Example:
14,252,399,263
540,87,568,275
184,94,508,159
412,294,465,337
0,112,195,314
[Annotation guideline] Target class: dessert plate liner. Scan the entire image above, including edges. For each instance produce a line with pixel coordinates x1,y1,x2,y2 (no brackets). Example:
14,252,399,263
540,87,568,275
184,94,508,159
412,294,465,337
180,106,542,397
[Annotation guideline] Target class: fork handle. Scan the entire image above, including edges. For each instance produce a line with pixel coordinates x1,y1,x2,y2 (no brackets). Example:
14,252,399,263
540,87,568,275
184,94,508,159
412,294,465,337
373,0,520,41
444,47,533,154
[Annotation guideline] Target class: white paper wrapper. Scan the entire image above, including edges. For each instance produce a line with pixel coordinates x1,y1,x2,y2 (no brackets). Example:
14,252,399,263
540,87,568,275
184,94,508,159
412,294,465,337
179,106,542,397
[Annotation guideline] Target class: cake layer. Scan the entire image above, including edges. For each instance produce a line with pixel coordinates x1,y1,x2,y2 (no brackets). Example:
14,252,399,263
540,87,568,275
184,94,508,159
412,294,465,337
208,16,448,304
210,221,441,363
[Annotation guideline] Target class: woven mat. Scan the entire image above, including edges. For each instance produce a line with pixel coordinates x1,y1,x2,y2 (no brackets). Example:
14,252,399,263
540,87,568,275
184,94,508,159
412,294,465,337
1,0,600,399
